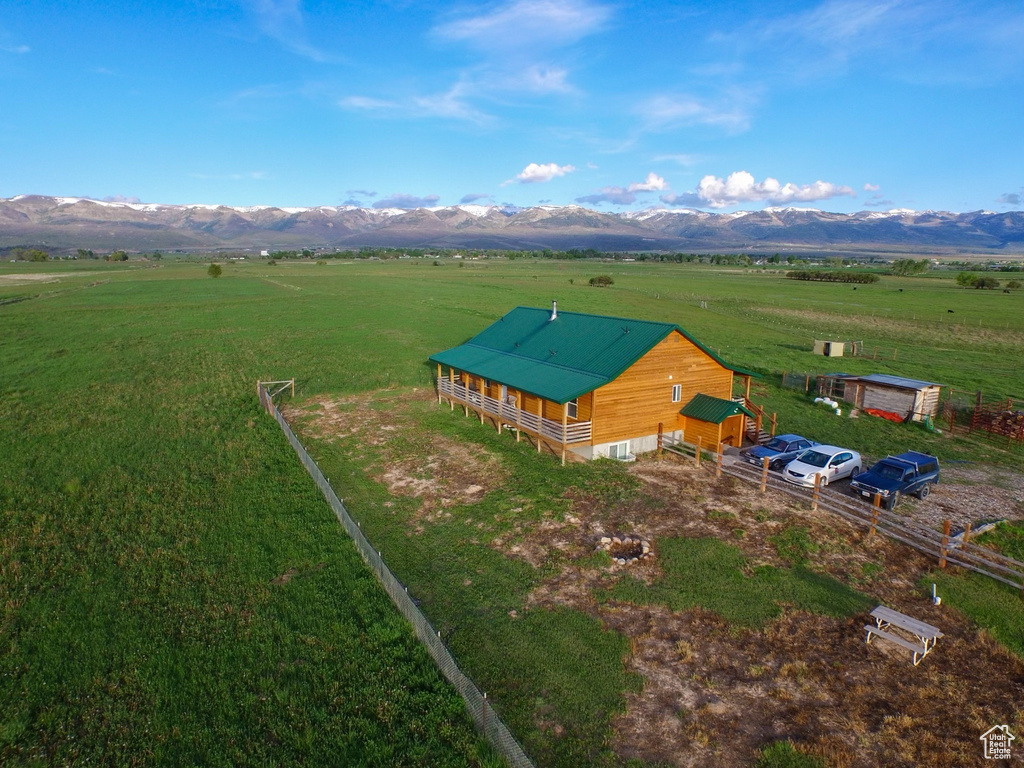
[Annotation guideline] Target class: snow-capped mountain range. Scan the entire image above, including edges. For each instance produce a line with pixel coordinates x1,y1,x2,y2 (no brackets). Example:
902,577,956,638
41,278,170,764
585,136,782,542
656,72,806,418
1,195,1022,253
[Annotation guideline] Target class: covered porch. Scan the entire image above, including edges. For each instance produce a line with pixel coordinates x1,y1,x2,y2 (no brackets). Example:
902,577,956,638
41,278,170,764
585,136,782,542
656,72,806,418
436,365,592,464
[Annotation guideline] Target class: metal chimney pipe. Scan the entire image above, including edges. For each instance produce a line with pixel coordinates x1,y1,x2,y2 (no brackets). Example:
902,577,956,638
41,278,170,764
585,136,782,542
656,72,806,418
550,300,558,320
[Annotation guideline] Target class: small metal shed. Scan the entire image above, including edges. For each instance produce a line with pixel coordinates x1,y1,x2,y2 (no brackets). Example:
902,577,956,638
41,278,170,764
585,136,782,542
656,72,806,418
837,374,943,422
813,339,845,357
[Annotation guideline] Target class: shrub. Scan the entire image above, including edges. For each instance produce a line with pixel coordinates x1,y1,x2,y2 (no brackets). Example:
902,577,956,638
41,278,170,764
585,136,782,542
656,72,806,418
207,263,222,278
589,275,614,287
267,259,277,266
316,259,327,265
1006,280,1021,289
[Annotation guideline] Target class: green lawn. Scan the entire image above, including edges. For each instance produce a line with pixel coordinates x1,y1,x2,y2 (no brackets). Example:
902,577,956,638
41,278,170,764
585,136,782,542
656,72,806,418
1,257,1022,766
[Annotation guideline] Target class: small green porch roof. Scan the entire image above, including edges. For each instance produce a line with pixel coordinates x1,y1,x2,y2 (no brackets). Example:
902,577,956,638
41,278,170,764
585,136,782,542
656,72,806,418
679,393,756,424
429,306,758,404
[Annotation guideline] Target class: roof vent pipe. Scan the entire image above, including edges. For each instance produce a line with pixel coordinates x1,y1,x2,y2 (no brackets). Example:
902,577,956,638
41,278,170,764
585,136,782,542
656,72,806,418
550,300,558,321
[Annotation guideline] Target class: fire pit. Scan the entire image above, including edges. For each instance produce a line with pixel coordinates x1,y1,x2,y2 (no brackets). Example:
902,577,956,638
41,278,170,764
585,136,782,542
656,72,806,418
596,535,652,565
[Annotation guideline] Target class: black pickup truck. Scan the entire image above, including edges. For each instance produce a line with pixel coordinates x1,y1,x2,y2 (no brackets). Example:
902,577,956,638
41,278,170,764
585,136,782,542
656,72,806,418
850,451,940,509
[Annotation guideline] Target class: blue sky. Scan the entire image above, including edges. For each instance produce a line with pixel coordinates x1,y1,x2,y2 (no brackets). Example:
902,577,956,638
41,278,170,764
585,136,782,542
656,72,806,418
1,0,1022,212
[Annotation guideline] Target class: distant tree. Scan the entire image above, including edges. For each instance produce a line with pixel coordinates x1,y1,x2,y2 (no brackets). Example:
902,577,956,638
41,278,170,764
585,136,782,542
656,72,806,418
974,276,1000,289
955,271,977,287
889,258,929,276
267,259,277,266
150,252,162,261
76,248,90,260
26,249,49,262
106,250,128,262
1007,280,1022,289
589,275,614,287
433,260,441,266
207,263,222,278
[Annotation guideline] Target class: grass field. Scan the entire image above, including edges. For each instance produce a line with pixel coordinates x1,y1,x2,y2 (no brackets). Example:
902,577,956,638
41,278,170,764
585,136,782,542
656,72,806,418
1,258,1022,766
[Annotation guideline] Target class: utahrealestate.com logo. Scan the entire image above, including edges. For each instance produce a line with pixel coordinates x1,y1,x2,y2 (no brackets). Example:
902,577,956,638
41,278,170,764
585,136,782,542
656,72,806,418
981,725,1015,760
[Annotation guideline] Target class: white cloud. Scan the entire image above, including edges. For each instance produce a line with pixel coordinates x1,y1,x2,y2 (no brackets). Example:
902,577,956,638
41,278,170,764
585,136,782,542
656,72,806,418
435,0,612,52
339,83,490,125
241,0,336,63
412,82,490,123
639,92,753,133
503,162,576,185
863,182,881,192
661,170,855,209
575,173,669,206
1,44,30,54
653,154,701,167
627,173,667,193
339,96,398,110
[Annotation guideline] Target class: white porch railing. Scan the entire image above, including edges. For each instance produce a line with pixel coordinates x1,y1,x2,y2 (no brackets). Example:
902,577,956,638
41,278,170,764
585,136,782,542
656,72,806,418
438,378,592,444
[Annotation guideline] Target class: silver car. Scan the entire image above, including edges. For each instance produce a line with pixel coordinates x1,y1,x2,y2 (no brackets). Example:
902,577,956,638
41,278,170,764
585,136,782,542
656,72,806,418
782,445,862,487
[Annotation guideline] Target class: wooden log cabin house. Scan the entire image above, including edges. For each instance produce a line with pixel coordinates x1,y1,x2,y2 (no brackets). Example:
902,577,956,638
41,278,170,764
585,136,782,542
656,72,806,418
429,303,766,464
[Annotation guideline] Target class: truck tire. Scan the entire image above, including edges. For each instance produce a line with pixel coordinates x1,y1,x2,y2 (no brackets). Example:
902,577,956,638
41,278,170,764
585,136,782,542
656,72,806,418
918,484,930,500
885,492,899,511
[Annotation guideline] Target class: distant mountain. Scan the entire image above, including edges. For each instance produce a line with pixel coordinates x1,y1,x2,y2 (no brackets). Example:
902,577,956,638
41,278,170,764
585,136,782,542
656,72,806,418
2,195,1023,255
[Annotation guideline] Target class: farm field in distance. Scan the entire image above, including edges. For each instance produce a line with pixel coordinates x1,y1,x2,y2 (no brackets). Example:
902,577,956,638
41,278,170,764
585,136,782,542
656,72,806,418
1,257,1022,767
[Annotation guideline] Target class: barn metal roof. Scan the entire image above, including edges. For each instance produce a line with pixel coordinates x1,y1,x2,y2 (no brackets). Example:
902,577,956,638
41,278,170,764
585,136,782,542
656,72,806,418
851,374,943,390
429,306,757,404
679,393,756,424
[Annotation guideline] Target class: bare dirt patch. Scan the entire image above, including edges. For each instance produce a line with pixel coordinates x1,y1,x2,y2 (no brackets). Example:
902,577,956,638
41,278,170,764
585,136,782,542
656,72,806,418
284,391,506,526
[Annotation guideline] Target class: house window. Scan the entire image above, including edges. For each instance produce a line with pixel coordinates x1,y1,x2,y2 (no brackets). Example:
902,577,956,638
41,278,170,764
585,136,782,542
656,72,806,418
671,384,682,403
608,441,629,460
567,399,578,419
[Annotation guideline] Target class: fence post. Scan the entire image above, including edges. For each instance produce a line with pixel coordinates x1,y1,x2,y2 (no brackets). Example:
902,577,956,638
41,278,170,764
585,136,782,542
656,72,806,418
716,450,722,479
695,436,701,468
939,518,951,568
657,422,663,459
869,493,881,537
812,474,821,512
962,522,972,545
760,456,769,493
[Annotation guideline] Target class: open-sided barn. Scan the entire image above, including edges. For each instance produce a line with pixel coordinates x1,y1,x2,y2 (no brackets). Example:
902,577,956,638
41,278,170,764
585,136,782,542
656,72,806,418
429,303,762,462
821,373,943,422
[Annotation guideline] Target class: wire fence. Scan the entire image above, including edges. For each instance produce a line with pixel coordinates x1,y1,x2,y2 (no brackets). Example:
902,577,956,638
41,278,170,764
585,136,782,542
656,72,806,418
258,382,534,768
672,446,1024,593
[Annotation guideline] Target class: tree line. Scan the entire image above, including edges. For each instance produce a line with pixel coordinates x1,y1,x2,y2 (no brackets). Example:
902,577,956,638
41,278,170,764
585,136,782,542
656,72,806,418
786,270,880,284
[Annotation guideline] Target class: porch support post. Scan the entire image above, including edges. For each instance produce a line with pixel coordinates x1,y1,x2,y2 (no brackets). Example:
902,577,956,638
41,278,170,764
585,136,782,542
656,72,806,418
744,374,751,402
515,393,521,442
437,364,442,404
477,376,484,425
449,367,455,411
536,398,543,453
561,402,568,466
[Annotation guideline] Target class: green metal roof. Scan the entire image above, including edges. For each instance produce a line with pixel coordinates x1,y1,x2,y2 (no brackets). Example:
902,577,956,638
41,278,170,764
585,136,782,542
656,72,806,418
429,306,758,404
679,393,756,424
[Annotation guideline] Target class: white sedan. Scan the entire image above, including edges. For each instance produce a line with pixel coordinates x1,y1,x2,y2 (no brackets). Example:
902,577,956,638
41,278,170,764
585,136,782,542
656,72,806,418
782,445,862,487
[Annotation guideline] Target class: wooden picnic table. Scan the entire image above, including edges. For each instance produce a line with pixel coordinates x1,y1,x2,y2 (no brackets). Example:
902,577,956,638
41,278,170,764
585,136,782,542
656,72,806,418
864,605,943,666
